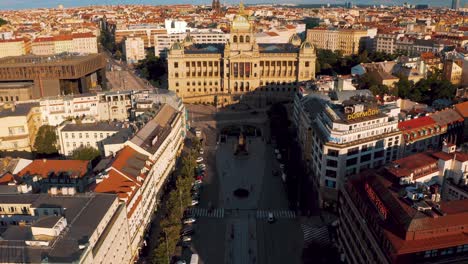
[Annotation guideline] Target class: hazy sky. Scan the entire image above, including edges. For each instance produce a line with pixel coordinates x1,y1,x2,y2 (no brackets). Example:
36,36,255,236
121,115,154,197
0,0,460,10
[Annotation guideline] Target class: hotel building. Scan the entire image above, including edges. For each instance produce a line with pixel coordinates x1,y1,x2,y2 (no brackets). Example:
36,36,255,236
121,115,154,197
338,145,468,264
167,6,316,105
293,90,401,209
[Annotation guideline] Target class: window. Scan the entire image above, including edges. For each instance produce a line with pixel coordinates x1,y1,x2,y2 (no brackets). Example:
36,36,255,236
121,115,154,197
347,147,359,156
325,170,337,178
326,159,338,168
174,62,178,68
325,179,336,188
361,153,372,162
346,157,358,166
327,149,339,157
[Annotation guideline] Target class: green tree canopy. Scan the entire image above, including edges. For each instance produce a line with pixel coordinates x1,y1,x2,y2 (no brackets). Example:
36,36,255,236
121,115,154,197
71,146,100,160
34,125,58,154
357,73,379,90
0,18,8,26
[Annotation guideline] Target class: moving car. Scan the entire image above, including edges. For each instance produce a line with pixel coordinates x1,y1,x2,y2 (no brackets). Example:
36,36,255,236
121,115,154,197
196,157,204,163
183,217,196,224
268,212,275,223
191,199,199,206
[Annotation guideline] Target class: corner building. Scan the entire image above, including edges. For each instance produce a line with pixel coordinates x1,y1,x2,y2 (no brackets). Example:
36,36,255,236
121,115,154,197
167,7,316,105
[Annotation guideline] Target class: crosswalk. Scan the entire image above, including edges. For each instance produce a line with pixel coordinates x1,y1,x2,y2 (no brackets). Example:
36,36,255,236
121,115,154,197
186,207,225,218
256,210,296,219
301,224,330,247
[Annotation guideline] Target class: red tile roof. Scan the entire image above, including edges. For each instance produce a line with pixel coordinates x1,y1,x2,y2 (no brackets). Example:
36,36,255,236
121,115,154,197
398,116,436,130
0,173,14,185
18,160,89,178
454,101,468,118
386,153,438,179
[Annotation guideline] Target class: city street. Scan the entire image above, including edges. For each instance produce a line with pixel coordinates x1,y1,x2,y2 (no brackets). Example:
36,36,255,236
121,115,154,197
184,104,303,264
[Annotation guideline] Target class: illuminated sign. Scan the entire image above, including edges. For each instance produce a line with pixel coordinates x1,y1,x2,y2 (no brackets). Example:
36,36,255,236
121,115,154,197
365,183,388,220
347,108,379,120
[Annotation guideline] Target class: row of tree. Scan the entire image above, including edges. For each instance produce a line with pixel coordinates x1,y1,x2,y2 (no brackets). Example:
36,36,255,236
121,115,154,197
135,50,168,88
316,49,401,76
151,141,200,264
358,70,457,105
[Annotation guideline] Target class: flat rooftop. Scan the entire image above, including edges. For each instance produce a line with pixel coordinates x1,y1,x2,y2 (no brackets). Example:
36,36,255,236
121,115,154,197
0,53,104,67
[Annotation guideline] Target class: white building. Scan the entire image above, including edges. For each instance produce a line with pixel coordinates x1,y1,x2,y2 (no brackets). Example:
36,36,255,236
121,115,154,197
95,103,186,261
124,37,145,64
154,29,228,57
56,120,126,156
293,90,402,209
0,193,132,263
40,91,132,126
164,19,188,34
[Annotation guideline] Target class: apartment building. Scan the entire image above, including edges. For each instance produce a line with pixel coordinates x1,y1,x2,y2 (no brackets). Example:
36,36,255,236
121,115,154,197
115,27,166,48
374,32,403,54
443,59,464,86
293,90,401,209
40,91,132,126
17,159,92,193
32,33,98,55
57,121,127,156
124,37,145,64
0,103,41,152
0,193,132,264
338,146,468,264
0,38,30,58
306,28,369,55
95,103,186,261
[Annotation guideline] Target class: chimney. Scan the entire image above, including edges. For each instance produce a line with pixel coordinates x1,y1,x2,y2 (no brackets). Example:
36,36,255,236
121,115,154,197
42,159,47,163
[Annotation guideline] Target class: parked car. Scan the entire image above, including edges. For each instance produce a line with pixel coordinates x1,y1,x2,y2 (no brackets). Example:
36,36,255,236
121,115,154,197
183,217,196,224
175,260,187,264
182,236,192,242
192,193,200,200
268,212,275,223
191,199,199,206
199,148,204,155
196,157,204,163
198,164,206,170
194,179,202,185
181,229,194,236
279,163,285,170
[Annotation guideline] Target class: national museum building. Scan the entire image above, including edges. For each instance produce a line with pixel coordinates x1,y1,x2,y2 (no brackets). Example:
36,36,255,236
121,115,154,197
167,6,317,105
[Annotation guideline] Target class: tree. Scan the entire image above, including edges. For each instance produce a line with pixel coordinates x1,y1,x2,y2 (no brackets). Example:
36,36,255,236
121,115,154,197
394,77,414,99
34,125,58,154
357,73,379,90
0,18,7,26
71,146,100,160
369,84,389,97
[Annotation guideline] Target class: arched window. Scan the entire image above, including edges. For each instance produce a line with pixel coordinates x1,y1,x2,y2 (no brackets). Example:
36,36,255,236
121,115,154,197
240,35,244,43
246,82,250,91
233,36,238,43
246,36,250,43
234,82,238,91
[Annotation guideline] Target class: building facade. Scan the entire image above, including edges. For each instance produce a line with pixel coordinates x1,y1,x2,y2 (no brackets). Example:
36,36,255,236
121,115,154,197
293,90,401,209
0,193,133,264
95,103,186,261
0,54,107,98
124,37,145,64
0,103,41,152
167,8,316,105
0,38,30,58
338,147,468,264
306,28,369,55
57,121,124,156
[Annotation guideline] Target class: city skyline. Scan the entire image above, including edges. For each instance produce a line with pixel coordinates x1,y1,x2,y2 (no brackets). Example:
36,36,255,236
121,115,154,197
0,0,461,10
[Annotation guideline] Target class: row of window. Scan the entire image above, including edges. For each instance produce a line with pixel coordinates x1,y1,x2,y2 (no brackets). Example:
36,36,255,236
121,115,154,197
0,96,20,102
64,132,111,139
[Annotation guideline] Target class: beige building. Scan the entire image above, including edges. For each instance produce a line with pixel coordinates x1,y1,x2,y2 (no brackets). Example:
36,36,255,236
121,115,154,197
32,33,98,55
306,28,368,55
0,82,34,102
167,6,316,105
0,103,42,152
0,38,30,58
443,59,463,86
124,37,145,64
